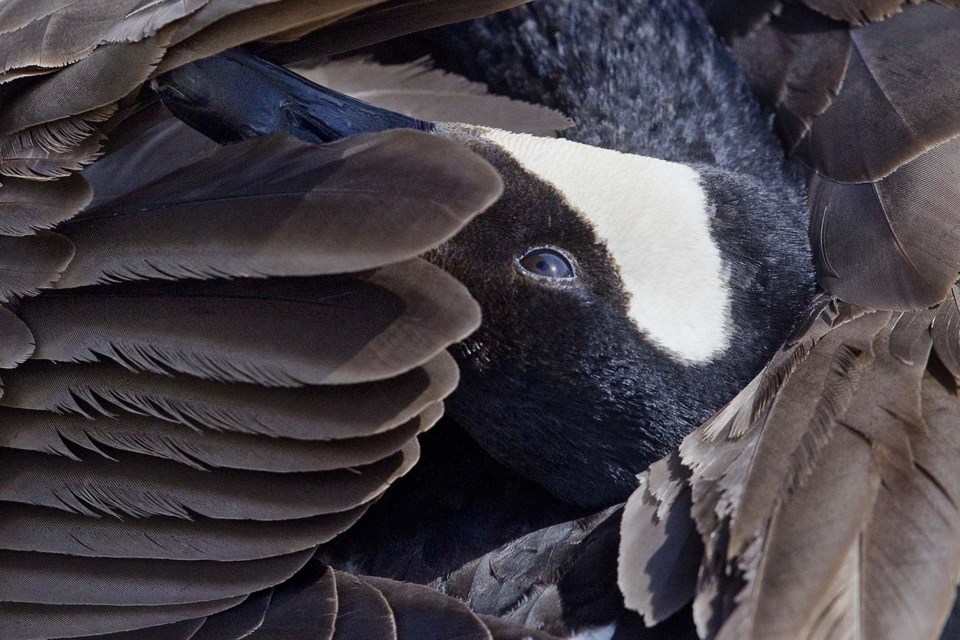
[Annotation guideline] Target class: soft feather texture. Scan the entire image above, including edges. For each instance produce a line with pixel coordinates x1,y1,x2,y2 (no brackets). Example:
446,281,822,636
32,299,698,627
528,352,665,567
433,507,620,634
618,452,701,626
0,37,169,134
229,567,564,640
57,131,501,289
25,265,476,386
0,402,441,472
709,1,960,309
292,57,572,135
0,231,74,301
0,174,92,235
1,598,247,640
266,0,538,62
617,296,960,640
0,1,534,629
0,105,115,180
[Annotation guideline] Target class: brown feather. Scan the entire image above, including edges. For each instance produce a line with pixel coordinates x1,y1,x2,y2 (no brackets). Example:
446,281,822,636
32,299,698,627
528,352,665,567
810,134,960,308
795,3,960,183
0,501,370,560
361,575,494,640
933,286,960,382
802,0,909,24
0,173,91,235
331,572,398,640
59,131,502,288
730,5,851,154
250,567,338,640
0,306,35,369
292,57,572,135
157,0,383,73
433,507,618,630
0,106,115,180
0,402,441,473
0,441,418,520
25,265,476,387
267,0,533,63
0,35,169,135
0,358,453,440
0,547,315,606
190,590,274,640
618,451,701,626
0,231,74,301
0,597,245,640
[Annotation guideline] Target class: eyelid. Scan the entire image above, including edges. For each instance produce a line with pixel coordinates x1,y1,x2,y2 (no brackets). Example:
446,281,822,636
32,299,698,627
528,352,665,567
516,245,578,281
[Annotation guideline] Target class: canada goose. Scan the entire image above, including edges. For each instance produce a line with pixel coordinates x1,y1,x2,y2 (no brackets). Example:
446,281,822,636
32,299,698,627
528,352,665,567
0,2,574,638
2,2,955,640
403,2,960,639
0,9,820,639
156,41,815,513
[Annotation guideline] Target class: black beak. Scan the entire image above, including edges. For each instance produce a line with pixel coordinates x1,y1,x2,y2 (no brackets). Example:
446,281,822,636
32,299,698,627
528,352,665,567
155,48,435,145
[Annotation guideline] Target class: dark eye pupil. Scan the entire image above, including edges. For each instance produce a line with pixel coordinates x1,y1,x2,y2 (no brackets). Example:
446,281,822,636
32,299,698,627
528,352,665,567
519,248,575,279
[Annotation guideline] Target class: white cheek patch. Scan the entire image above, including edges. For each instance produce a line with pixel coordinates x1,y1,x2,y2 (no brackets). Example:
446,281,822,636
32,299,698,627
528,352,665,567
482,129,732,364
570,624,617,640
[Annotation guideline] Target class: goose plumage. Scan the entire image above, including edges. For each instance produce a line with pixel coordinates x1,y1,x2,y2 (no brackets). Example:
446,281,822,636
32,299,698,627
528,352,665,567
403,2,960,639
2,1,959,639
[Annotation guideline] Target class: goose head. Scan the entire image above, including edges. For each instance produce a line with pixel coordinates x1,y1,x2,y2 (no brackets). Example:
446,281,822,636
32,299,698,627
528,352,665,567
158,50,815,508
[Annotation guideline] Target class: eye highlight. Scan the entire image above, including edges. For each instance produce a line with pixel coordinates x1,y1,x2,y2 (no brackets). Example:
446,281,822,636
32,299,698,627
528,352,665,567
517,247,577,280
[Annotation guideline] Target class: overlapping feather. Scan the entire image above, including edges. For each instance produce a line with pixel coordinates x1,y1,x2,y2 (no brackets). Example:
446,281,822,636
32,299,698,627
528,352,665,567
709,0,960,309
616,295,960,640
0,2,555,635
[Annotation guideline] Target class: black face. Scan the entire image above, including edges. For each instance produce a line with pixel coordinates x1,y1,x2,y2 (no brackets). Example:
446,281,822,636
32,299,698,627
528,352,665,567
425,139,814,509
425,143,693,508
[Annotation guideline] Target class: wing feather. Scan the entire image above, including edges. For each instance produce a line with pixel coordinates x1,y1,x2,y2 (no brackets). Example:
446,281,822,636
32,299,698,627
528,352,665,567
0,2,528,638
0,598,245,640
59,131,501,288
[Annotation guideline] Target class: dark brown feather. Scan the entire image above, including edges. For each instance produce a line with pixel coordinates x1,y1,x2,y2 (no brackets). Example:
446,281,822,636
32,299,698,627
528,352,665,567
0,306,35,369
83,112,216,209
157,0,388,73
189,590,275,640
794,4,960,183
0,597,245,640
729,5,851,154
58,131,502,288
0,231,74,301
0,106,115,180
267,0,533,63
0,173,91,235
809,134,960,308
0,442,418,520
0,402,441,473
933,286,960,382
0,547,314,606
331,572,398,640
89,618,207,640
0,0,203,78
433,507,619,631
362,575,494,640
0,358,452,440
0,502,370,560
247,567,339,640
618,451,701,626
24,266,475,387
0,36,169,135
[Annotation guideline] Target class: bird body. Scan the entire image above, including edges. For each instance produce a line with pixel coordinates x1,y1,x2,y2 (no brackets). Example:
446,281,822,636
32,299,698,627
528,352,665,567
1,0,958,639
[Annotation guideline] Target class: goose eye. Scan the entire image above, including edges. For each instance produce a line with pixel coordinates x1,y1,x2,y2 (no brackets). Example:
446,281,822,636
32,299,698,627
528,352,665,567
518,247,576,280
